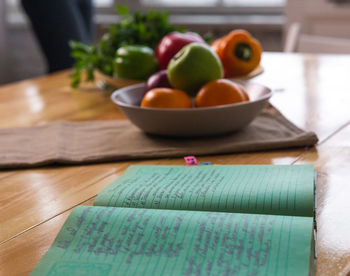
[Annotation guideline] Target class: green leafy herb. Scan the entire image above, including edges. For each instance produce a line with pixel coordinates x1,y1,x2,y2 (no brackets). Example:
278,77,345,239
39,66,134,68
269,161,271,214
70,5,182,88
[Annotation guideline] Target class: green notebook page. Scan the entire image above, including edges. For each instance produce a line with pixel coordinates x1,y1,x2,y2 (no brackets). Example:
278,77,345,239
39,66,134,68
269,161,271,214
31,206,313,276
94,165,314,217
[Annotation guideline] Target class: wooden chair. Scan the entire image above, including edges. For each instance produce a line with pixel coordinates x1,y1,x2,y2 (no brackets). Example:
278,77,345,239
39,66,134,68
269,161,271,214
284,22,350,54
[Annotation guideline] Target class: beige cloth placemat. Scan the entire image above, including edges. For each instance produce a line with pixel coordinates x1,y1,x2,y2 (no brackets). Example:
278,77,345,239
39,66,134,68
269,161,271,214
0,105,318,169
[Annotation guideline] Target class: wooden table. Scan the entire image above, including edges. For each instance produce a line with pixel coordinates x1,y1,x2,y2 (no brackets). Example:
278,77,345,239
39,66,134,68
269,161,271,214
0,52,349,276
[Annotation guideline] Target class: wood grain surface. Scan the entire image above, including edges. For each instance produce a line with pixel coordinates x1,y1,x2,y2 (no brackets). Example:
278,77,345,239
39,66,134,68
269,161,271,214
0,52,349,276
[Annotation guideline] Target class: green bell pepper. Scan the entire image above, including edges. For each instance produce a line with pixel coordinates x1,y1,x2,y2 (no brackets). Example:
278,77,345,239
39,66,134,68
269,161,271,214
113,45,158,80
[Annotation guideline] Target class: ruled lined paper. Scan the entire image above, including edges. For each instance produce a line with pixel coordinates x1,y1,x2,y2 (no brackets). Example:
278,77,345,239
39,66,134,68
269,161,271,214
31,206,313,276
94,165,314,217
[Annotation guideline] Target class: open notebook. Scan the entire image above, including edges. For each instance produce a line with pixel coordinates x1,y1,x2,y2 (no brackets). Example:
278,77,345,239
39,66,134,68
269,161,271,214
31,165,315,276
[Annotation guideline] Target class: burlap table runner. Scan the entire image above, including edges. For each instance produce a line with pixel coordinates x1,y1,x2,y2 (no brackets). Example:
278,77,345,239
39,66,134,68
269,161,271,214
0,105,318,169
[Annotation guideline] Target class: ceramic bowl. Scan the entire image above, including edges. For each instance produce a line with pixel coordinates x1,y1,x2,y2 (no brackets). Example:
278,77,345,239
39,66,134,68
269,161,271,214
111,81,272,137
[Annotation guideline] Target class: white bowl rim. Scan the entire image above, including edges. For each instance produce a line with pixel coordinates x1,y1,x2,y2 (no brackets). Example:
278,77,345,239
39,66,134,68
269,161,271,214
111,82,273,112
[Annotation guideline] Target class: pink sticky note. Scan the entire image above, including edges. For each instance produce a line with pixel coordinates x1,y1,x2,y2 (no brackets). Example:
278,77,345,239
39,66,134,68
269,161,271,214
184,156,197,166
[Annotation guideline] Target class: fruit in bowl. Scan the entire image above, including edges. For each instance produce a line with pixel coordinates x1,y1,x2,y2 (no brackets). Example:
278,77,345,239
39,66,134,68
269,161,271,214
195,79,249,108
144,70,172,95
141,88,192,109
167,43,223,96
140,42,250,111
155,32,206,69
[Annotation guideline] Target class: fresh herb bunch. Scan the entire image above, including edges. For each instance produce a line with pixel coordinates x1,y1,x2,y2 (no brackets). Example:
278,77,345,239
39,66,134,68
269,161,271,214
70,5,182,88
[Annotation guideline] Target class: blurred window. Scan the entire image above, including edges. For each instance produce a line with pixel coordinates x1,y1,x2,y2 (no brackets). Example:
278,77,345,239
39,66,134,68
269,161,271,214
141,0,285,8
94,0,114,7
4,0,286,27
99,0,286,28
115,0,285,13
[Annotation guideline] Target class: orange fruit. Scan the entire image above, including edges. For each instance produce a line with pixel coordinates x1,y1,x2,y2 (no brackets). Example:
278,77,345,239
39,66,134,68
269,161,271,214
141,88,192,109
236,83,250,101
195,79,249,108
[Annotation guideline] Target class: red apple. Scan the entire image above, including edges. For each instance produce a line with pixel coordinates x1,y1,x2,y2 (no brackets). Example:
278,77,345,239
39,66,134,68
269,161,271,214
155,32,206,69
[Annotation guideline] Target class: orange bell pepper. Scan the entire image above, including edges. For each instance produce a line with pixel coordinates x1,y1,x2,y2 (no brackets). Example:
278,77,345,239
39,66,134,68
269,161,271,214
211,30,262,77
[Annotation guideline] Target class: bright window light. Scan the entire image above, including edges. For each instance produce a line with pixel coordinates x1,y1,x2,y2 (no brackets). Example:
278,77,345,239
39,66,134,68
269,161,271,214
141,0,285,7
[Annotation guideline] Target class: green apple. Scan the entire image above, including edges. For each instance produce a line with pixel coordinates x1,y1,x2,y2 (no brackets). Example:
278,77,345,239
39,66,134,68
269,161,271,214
167,43,223,96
